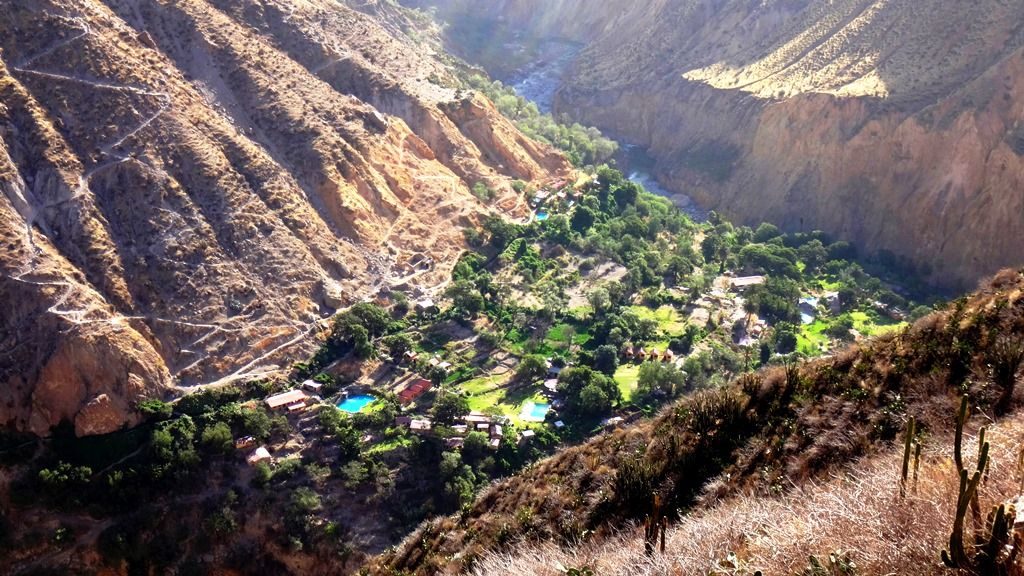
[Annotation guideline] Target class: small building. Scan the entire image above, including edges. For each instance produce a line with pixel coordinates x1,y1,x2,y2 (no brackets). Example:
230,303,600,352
415,299,438,314
636,348,648,361
395,415,412,427
825,292,842,314
403,350,419,363
476,422,491,432
246,446,272,466
543,378,559,392
235,436,256,450
554,420,565,429
464,412,491,425
546,364,563,378
302,379,323,393
287,402,306,413
662,349,675,363
649,349,660,362
446,437,465,449
490,424,504,439
398,378,433,404
601,416,624,428
409,419,433,434
623,345,635,360
265,389,308,411
489,438,501,448
451,424,468,435
519,430,536,444
730,276,766,291
437,361,453,372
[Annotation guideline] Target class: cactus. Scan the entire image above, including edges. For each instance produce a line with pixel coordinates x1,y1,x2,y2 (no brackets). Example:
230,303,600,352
912,441,922,493
644,493,668,556
900,416,916,498
954,396,968,472
939,394,1020,573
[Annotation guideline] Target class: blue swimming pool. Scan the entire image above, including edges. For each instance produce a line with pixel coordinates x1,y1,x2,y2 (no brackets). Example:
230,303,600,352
338,394,375,413
536,212,550,221
521,401,551,422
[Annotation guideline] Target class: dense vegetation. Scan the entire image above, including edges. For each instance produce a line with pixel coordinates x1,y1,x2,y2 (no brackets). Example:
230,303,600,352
372,269,1024,575
463,74,618,167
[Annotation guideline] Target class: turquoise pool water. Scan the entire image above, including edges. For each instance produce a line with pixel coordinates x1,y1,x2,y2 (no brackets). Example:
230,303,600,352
338,395,375,413
536,212,550,221
521,402,551,422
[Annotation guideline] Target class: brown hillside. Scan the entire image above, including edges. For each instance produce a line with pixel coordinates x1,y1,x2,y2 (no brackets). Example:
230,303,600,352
414,0,1024,290
0,0,569,436
372,269,1024,575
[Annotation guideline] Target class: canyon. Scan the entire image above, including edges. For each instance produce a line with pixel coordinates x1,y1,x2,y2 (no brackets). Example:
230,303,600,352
0,0,568,437
414,0,1024,291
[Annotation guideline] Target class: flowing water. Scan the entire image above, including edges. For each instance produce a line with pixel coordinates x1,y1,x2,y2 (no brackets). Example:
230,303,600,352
501,41,706,222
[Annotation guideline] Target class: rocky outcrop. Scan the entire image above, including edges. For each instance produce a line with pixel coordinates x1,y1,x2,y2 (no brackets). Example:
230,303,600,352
0,0,569,436
416,0,1024,289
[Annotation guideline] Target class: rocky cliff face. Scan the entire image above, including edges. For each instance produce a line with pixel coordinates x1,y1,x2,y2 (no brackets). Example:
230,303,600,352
415,0,1024,289
0,0,569,436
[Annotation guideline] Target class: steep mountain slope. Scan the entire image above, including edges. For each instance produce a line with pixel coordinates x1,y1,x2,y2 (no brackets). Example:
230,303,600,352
473,411,1024,575
413,0,1024,290
0,0,569,436
372,268,1024,575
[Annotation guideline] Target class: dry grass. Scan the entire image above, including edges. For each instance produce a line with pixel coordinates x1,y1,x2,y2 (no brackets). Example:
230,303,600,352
474,412,1024,576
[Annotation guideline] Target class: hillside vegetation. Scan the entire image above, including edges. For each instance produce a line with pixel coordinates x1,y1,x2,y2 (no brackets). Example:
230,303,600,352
372,269,1024,574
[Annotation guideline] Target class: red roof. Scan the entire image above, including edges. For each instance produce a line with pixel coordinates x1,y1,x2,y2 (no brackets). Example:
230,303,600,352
399,378,433,404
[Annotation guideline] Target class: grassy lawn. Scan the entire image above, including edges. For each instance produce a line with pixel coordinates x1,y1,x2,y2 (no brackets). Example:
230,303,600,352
614,364,641,402
798,319,830,356
628,305,688,336
457,375,547,426
849,310,907,337
365,436,413,456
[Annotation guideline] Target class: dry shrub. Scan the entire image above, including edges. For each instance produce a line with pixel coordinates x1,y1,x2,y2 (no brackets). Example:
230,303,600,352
473,412,1024,576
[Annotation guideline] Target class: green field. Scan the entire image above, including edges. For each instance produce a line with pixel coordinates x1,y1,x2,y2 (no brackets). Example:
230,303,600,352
628,305,688,336
613,364,641,402
365,436,413,456
849,310,906,337
458,375,547,426
798,319,830,356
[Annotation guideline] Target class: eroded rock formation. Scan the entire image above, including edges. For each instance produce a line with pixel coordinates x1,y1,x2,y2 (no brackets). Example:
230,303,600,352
418,0,1024,289
0,0,568,435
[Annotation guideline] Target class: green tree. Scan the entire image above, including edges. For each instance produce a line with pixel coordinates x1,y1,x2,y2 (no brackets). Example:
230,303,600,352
150,415,200,480
382,334,414,361
587,287,612,316
515,354,548,382
571,205,597,233
200,422,234,454
774,322,799,354
439,451,476,509
558,366,620,415
637,362,687,400
445,279,485,318
432,392,471,424
593,344,619,375
138,399,173,421
753,222,781,243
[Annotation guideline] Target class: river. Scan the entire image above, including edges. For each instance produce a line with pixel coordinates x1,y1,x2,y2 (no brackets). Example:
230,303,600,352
503,40,707,222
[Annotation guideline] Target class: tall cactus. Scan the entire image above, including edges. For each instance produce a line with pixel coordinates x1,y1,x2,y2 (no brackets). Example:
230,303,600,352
941,441,989,569
954,396,968,472
644,493,668,556
900,416,916,499
937,391,995,565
